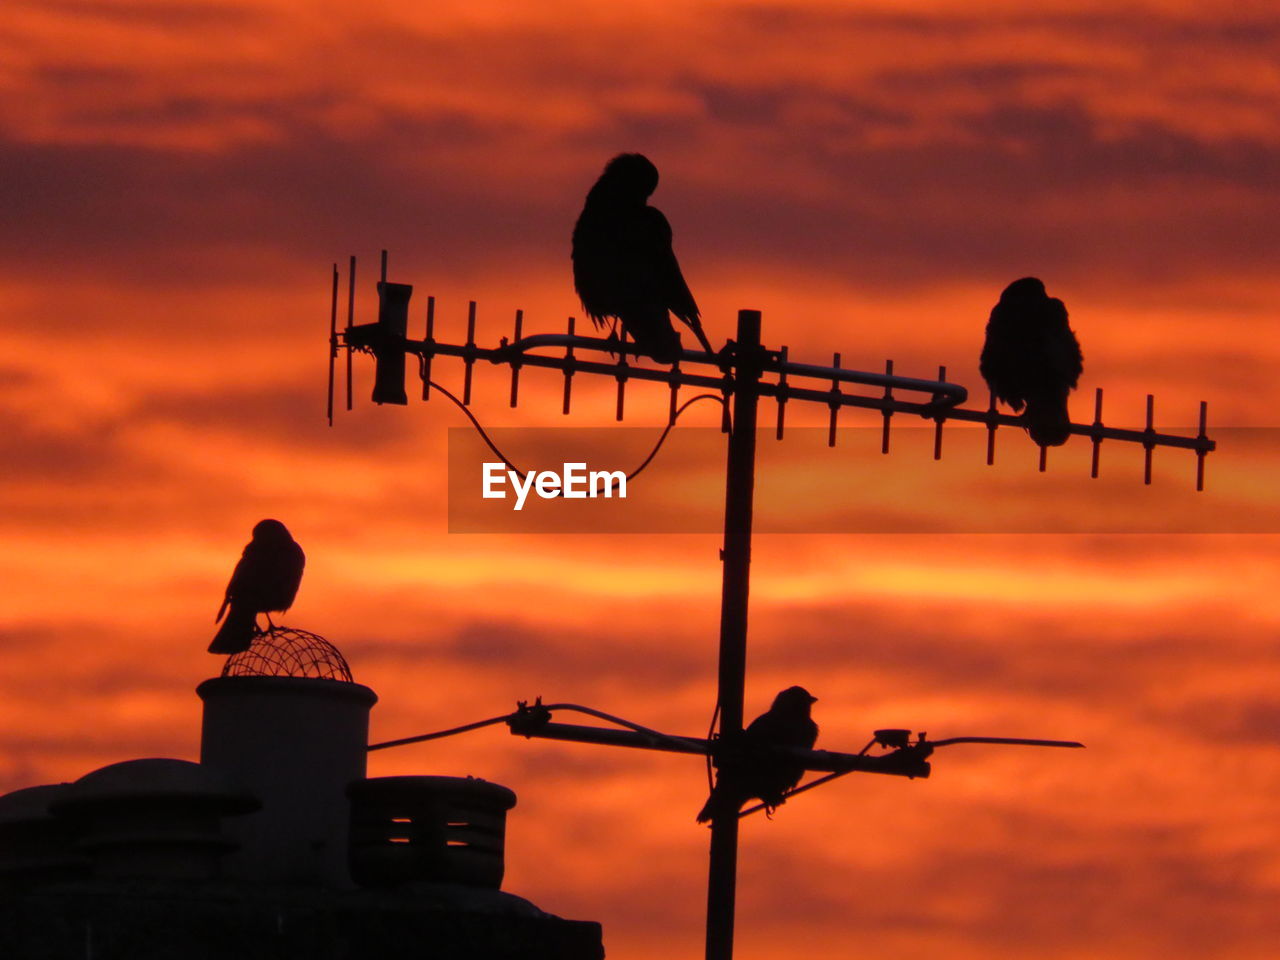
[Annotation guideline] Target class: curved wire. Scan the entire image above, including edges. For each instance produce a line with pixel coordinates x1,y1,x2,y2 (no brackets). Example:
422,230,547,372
621,393,727,485
424,377,726,491
367,714,515,752
367,702,708,755
539,702,706,753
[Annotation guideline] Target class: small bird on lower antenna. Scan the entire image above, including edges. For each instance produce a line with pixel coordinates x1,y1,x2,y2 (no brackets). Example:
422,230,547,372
697,686,819,823
980,277,1084,447
209,519,306,655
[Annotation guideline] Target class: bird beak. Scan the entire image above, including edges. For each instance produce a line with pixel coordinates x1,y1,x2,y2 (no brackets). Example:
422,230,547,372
808,695,818,703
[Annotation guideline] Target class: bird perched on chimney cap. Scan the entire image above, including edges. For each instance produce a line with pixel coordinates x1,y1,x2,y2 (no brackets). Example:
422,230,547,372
209,519,306,655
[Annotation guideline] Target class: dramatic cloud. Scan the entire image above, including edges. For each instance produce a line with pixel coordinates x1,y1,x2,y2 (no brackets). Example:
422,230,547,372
2,3,1278,960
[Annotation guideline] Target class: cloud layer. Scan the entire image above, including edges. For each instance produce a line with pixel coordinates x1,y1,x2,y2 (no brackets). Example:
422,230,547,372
2,3,1278,960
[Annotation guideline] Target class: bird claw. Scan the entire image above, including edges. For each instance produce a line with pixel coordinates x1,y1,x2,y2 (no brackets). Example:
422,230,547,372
601,328,624,360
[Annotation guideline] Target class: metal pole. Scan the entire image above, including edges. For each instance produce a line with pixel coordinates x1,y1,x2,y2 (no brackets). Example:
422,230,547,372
706,309,763,960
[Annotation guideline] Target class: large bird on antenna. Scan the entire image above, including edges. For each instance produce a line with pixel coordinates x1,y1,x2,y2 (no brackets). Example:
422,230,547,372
980,277,1084,447
209,519,306,655
697,686,819,823
572,153,715,363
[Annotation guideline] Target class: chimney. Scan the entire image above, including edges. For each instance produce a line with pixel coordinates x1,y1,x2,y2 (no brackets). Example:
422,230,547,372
348,776,517,889
197,628,377,887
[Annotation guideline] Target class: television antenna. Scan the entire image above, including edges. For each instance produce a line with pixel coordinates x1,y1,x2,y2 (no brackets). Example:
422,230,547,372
330,251,1215,960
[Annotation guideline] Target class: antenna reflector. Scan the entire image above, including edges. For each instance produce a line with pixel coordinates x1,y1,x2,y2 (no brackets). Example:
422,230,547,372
327,263,338,426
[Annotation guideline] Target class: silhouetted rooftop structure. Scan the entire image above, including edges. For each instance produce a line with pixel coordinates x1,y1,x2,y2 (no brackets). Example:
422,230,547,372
0,629,603,960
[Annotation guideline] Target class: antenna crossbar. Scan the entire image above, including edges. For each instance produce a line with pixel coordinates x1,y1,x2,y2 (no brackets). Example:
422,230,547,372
346,323,1215,458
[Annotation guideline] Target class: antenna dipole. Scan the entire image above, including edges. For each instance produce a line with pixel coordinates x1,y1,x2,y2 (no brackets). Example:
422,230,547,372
345,255,355,412
327,264,338,427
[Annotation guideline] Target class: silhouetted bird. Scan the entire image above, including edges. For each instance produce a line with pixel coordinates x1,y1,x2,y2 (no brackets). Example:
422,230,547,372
572,153,714,363
697,686,819,823
209,519,306,655
980,277,1084,447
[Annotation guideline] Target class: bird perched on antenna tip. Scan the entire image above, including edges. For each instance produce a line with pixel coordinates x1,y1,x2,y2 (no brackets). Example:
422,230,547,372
572,153,715,363
209,519,306,655
697,686,819,823
979,277,1084,447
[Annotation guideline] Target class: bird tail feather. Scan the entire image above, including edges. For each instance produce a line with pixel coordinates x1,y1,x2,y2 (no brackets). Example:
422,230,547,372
696,787,732,824
209,606,257,655
1025,396,1072,447
630,324,682,364
685,317,715,355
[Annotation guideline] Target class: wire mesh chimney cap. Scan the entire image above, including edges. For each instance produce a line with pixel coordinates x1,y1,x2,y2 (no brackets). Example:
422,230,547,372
220,626,353,682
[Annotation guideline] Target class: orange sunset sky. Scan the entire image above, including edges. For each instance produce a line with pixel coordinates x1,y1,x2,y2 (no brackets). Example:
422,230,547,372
2,2,1279,958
